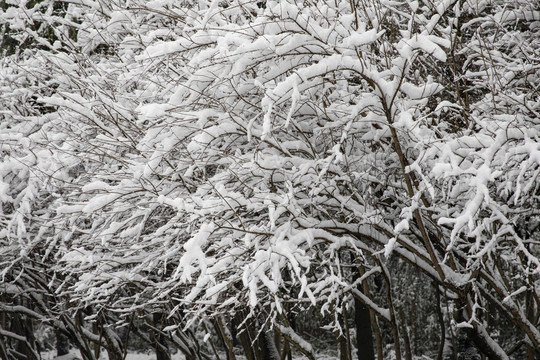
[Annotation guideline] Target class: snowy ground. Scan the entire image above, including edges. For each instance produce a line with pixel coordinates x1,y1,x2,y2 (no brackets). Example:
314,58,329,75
40,349,342,360
40,349,189,360
40,349,433,360
39,349,327,360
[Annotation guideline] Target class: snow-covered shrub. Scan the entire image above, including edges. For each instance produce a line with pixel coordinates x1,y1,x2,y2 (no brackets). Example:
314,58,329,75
1,0,538,359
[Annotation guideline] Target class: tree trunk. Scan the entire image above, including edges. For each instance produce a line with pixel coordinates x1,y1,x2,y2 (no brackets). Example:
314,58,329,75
235,311,258,360
398,308,412,360
354,264,375,360
442,328,455,360
152,313,170,360
259,327,280,360
56,331,70,357
355,296,375,360
216,317,236,360
12,314,37,360
435,284,446,360
456,329,480,360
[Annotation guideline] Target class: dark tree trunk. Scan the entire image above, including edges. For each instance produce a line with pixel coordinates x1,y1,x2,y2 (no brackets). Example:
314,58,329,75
442,329,456,360
56,331,70,357
235,312,257,360
353,264,375,360
152,313,170,360
12,314,37,360
355,296,375,360
398,308,412,360
216,317,236,360
456,329,480,360
435,284,446,360
231,317,239,347
259,327,279,360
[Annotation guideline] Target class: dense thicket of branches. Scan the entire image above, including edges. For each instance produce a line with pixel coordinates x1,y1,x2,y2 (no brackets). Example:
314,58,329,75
1,0,539,359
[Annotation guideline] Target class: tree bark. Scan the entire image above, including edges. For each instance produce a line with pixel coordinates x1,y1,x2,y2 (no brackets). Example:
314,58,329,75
259,327,279,360
398,308,412,360
456,328,480,360
216,317,236,360
354,265,375,360
152,313,171,360
355,297,375,360
56,331,70,357
235,311,258,360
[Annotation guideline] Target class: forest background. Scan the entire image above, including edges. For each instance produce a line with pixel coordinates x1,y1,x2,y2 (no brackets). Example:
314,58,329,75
0,0,539,359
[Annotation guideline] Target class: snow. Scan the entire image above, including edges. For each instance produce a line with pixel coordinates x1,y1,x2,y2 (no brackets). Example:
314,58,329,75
400,81,443,100
344,29,384,48
0,180,10,202
384,237,398,257
502,286,528,304
275,324,315,357
40,349,189,360
82,181,113,192
82,193,122,213
397,34,448,62
39,349,352,360
261,97,274,140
